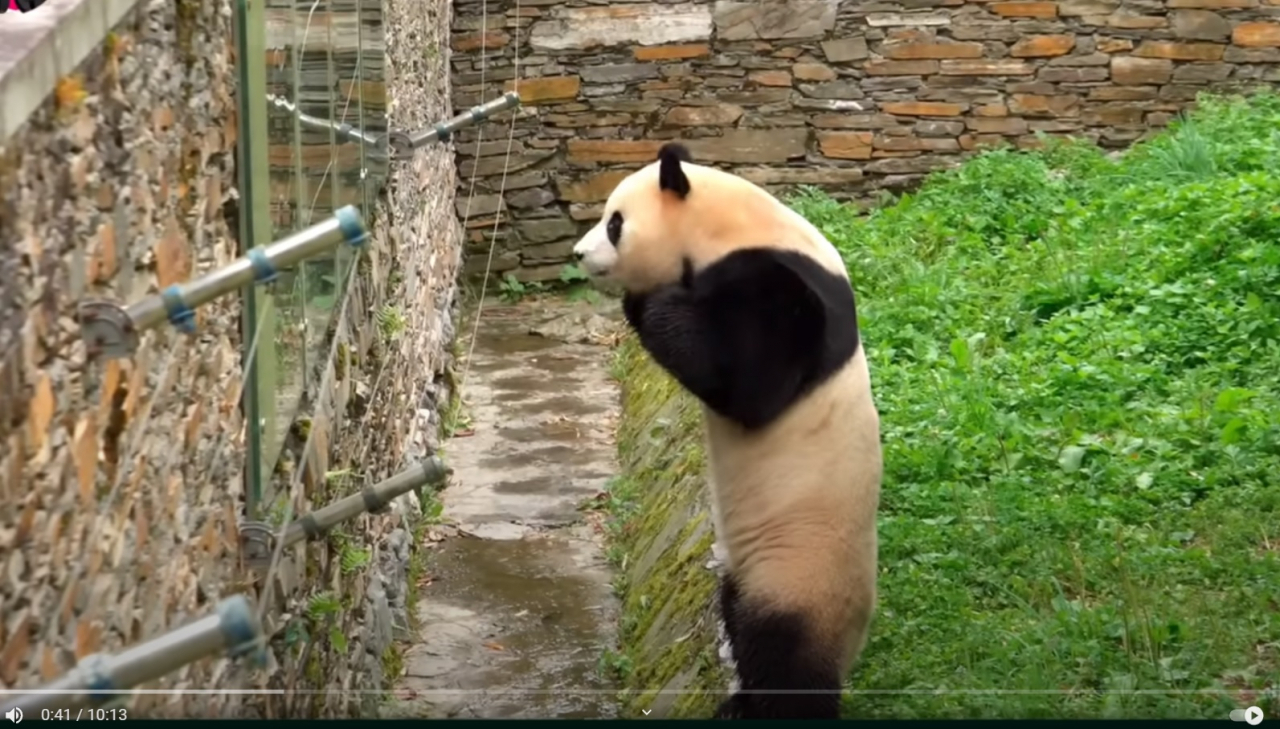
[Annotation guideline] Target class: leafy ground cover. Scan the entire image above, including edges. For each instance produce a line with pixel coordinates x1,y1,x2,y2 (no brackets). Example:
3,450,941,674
790,92,1280,719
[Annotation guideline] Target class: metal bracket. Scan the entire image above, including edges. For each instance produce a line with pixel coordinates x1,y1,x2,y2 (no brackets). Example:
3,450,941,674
383,130,415,161
79,300,140,359
237,521,276,570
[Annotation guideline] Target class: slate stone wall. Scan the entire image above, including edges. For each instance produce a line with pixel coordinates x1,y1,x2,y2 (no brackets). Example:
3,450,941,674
0,0,253,715
0,0,459,717
449,0,1280,281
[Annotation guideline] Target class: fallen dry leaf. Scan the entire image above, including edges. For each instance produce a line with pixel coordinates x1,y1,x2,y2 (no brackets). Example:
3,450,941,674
482,641,505,651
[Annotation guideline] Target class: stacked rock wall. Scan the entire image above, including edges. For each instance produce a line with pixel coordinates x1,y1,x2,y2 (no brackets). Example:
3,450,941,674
449,0,1279,280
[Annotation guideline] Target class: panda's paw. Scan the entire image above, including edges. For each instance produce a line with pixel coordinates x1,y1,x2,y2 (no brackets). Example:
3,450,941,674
717,634,735,665
714,619,737,668
704,540,729,572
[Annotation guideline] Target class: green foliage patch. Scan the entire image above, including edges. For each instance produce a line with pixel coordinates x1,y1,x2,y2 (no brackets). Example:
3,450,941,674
789,93,1280,719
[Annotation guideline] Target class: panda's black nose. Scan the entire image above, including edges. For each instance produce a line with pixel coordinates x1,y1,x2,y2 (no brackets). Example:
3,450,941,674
573,250,585,261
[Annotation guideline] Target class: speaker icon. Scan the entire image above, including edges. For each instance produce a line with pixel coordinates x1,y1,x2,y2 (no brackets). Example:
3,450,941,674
4,707,22,724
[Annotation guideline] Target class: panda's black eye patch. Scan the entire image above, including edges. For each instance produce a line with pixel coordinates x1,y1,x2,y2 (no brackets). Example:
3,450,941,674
606,212,623,247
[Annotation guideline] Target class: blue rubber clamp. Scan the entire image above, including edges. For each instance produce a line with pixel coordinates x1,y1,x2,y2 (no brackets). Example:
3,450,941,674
334,205,367,248
435,122,451,143
247,248,278,284
80,653,114,703
160,285,196,333
218,595,259,657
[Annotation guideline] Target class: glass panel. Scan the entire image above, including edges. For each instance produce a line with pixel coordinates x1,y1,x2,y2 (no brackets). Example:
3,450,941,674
357,0,388,205
235,0,275,517
295,0,341,367
262,0,310,475
242,0,384,501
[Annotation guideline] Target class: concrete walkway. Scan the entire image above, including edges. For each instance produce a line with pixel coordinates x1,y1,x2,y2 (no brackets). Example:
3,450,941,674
384,297,624,719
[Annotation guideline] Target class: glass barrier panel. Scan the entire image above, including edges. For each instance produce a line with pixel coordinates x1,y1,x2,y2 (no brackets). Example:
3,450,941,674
239,0,388,506
234,0,275,516
357,0,388,209
262,0,314,476
294,0,343,371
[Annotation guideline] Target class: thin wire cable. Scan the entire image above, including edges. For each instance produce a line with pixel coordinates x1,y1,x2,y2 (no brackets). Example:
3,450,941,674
253,260,362,627
396,0,500,458
456,0,522,399
189,290,281,506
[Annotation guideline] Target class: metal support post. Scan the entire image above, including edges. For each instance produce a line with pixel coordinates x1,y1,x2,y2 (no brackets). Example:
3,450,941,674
79,206,368,359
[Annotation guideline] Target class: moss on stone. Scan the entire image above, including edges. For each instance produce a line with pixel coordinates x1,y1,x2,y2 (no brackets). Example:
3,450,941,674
382,643,404,684
607,335,728,719
173,0,199,72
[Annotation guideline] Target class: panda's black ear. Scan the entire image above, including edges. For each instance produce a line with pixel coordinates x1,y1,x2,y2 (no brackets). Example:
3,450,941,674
659,143,693,163
657,143,692,199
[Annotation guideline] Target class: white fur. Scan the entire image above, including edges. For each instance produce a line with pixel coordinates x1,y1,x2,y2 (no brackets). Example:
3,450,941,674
572,222,616,277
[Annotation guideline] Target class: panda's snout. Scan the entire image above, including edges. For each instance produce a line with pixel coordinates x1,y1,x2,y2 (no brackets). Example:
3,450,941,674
573,249,585,261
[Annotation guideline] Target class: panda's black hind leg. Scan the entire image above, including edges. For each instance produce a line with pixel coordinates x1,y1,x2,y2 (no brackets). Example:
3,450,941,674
713,694,746,720
717,573,843,720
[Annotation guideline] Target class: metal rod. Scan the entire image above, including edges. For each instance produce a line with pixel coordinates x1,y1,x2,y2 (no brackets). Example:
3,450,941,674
0,595,262,715
405,91,521,149
127,205,368,332
282,456,450,547
265,93,381,146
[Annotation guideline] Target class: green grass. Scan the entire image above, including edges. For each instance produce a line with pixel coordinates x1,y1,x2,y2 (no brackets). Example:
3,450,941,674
787,92,1280,719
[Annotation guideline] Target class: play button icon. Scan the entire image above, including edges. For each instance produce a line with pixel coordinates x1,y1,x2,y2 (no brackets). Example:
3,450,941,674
1245,706,1264,726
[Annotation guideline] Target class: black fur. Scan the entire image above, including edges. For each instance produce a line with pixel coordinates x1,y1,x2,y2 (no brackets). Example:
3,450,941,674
659,142,693,162
715,573,843,719
623,248,859,431
658,143,692,199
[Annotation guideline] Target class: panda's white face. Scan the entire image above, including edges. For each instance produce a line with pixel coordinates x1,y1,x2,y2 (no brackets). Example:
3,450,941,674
573,165,657,281
572,214,619,278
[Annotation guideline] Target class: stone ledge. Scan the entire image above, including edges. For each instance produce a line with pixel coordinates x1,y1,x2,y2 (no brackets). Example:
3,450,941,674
0,0,140,141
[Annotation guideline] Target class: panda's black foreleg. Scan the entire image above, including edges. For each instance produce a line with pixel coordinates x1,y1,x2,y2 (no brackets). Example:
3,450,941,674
716,573,843,720
621,285,724,408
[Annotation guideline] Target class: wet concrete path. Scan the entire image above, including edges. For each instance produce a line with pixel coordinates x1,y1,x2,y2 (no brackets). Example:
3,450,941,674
385,298,624,719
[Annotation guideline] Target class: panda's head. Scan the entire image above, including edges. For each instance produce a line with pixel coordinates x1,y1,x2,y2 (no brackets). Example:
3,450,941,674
573,142,805,294
572,143,698,292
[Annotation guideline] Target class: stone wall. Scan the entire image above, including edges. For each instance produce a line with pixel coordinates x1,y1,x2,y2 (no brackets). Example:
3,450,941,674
0,0,253,716
0,0,460,717
449,0,1280,281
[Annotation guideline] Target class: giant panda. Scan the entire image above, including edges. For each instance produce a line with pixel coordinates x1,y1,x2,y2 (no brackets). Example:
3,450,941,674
572,143,883,720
